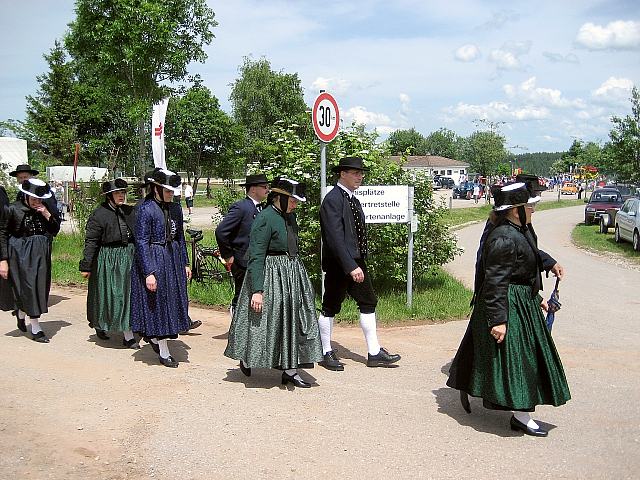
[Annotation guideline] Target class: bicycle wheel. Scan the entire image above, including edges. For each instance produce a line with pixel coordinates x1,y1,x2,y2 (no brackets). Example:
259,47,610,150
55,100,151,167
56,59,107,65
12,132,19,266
199,247,234,288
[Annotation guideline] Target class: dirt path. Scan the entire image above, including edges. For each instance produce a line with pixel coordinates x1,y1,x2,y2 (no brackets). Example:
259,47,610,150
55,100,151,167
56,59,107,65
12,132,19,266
2,205,638,479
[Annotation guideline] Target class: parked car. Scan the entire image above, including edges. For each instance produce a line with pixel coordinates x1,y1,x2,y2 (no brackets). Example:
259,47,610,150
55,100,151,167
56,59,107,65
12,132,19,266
614,197,640,251
435,175,456,189
584,188,624,225
561,182,578,195
604,184,636,201
452,181,476,199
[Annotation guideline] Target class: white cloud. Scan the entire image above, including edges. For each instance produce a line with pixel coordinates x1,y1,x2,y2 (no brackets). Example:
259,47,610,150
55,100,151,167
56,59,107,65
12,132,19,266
575,20,640,50
399,93,411,114
488,41,531,71
455,44,481,62
591,76,634,105
444,101,550,122
342,105,397,135
477,10,520,30
503,77,586,109
310,76,352,95
542,51,579,64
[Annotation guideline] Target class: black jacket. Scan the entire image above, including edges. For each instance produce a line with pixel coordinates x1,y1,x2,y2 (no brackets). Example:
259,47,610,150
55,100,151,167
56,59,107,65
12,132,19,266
215,197,261,269
79,202,135,272
0,200,61,261
478,221,543,327
320,185,365,274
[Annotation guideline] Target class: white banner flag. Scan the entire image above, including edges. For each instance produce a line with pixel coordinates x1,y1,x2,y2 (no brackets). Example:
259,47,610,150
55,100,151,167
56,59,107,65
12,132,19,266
151,98,169,170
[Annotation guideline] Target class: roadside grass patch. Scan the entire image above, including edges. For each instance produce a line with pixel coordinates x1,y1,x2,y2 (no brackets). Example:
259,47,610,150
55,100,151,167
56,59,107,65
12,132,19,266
572,224,640,264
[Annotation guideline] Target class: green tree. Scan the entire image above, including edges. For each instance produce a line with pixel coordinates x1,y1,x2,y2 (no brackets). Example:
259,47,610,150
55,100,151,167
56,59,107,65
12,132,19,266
166,83,244,192
605,86,640,183
424,128,461,159
386,128,427,155
65,0,217,174
229,57,310,163
461,130,507,176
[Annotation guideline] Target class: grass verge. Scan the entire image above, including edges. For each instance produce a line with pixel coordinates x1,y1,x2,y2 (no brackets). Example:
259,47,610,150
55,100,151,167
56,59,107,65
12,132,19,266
571,223,640,264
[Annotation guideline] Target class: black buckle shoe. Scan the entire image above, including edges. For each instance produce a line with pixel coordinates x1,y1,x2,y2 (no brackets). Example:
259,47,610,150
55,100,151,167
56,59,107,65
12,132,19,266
31,331,50,343
95,329,110,340
143,337,160,354
366,347,401,367
319,351,344,371
16,317,27,333
460,391,471,413
239,362,251,377
281,371,311,388
189,319,202,330
510,416,548,437
159,355,179,368
123,338,140,349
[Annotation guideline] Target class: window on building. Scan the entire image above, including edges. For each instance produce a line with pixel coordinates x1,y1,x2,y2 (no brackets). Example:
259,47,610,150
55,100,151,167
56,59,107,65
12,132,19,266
460,169,465,174
440,170,445,175
447,170,452,175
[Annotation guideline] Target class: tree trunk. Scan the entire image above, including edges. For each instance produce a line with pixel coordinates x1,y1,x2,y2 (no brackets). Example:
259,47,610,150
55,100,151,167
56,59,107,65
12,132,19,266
137,118,146,177
206,177,211,198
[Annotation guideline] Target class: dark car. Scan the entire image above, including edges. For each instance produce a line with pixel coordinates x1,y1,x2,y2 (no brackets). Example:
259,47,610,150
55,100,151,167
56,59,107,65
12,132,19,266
434,175,456,189
585,188,624,225
604,184,636,201
452,181,475,199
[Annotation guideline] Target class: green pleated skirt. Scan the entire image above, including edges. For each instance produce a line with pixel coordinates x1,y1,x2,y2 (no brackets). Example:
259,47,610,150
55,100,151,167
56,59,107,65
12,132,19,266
224,255,324,369
447,284,571,411
87,244,134,332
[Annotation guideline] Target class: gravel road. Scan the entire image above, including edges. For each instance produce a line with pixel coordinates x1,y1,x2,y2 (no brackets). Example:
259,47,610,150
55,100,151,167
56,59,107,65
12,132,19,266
1,205,638,479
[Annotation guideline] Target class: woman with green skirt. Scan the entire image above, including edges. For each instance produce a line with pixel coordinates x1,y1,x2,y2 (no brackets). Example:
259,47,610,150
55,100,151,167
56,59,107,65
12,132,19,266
447,182,570,436
225,177,323,388
80,179,138,348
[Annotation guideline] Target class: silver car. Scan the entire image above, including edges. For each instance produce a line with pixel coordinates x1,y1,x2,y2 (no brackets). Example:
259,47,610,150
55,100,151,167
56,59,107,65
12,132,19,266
615,197,640,251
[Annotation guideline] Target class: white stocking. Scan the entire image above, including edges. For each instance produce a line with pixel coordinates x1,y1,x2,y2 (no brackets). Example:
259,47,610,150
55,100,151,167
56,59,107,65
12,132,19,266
29,317,42,334
513,411,540,429
318,315,334,354
157,339,170,359
359,312,381,355
123,330,134,341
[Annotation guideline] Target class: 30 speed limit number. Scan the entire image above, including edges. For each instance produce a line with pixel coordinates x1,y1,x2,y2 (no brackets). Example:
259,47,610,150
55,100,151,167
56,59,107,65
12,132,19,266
312,92,340,143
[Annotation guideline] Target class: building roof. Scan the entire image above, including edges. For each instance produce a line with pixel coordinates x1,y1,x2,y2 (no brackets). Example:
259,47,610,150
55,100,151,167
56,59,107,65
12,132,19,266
390,155,469,168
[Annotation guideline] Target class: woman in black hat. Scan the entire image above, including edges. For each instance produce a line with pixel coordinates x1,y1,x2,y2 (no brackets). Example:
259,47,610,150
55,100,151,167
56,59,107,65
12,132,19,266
447,182,570,436
0,179,60,342
224,177,323,388
79,179,138,348
130,169,191,367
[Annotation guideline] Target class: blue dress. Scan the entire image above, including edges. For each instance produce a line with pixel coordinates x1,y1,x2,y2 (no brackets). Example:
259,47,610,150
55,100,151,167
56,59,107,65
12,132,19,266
130,198,190,338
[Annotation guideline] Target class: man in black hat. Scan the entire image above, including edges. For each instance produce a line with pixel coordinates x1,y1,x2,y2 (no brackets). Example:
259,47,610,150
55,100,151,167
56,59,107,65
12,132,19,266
318,157,401,370
10,164,60,222
215,173,270,313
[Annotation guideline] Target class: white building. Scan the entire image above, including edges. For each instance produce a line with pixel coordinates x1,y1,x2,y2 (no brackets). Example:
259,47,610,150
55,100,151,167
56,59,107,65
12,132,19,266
392,155,470,182
0,137,28,174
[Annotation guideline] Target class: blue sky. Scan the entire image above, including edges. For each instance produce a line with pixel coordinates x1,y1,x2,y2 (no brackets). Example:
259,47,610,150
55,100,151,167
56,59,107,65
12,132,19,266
1,0,638,152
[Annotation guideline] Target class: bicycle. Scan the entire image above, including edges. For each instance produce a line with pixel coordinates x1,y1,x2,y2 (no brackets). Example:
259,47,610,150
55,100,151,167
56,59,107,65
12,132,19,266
185,228,234,288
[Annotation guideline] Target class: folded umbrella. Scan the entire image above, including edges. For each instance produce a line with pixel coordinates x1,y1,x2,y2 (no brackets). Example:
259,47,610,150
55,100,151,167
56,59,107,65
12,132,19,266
545,277,562,331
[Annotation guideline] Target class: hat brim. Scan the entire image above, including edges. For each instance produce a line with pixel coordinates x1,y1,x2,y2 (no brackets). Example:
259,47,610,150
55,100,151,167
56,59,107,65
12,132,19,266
527,195,541,204
148,179,177,191
331,165,369,173
10,169,39,177
101,188,128,195
18,185,52,199
270,187,306,202
494,202,528,212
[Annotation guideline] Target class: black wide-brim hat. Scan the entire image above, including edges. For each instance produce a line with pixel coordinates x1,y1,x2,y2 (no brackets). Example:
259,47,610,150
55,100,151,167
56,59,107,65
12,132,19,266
270,177,307,202
18,178,52,199
516,174,546,194
331,156,369,173
492,182,530,211
141,167,162,185
101,178,128,195
148,169,181,190
10,164,39,177
240,173,269,186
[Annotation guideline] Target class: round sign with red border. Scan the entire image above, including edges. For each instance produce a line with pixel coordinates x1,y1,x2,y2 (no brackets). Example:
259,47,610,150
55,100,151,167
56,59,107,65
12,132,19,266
312,92,340,143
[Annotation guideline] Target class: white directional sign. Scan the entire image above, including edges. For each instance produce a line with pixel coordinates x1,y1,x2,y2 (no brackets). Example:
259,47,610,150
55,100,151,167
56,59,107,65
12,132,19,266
328,185,410,223
312,92,340,143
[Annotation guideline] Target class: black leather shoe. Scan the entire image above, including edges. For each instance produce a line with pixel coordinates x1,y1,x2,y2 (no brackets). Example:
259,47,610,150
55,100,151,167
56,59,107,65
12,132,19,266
239,362,251,377
189,319,202,330
510,416,548,437
367,347,401,367
159,355,179,368
281,371,311,388
31,331,50,343
123,338,140,349
319,351,344,371
16,317,27,333
95,329,110,340
460,391,471,413
298,363,314,369
143,337,160,354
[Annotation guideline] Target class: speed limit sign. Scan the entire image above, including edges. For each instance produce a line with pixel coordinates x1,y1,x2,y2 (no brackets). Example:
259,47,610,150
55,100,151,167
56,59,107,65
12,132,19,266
312,92,340,143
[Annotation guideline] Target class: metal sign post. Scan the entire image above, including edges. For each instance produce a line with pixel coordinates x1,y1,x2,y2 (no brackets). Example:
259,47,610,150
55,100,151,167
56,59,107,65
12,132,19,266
407,186,415,308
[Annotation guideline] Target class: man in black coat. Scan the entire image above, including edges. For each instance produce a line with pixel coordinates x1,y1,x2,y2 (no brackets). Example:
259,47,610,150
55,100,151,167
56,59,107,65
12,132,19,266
10,164,60,222
318,156,401,370
215,174,269,313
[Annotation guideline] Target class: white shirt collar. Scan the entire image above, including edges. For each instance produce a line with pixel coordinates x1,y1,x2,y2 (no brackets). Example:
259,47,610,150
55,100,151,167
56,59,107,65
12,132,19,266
337,181,354,197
